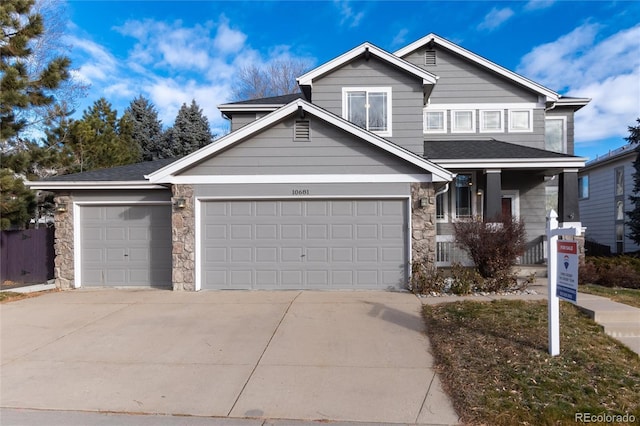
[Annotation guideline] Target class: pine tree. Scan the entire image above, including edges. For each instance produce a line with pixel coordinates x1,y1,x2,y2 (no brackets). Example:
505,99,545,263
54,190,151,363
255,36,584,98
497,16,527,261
158,100,214,158
123,95,165,161
0,0,71,142
64,98,140,172
0,168,36,230
625,118,640,244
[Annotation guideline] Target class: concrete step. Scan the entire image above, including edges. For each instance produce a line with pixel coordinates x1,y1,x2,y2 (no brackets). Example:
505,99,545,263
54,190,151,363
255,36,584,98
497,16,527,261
577,301,640,323
515,265,547,278
617,336,640,354
602,322,640,338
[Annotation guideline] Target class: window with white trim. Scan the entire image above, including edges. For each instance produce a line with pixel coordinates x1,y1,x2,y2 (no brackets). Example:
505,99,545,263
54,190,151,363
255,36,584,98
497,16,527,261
480,110,503,133
436,192,449,221
424,110,446,133
545,117,566,153
615,167,624,196
451,110,475,133
509,110,532,132
342,87,392,136
454,173,474,218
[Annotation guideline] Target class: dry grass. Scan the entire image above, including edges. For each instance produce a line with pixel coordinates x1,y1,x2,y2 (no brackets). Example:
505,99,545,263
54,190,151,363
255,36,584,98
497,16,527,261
579,284,640,309
0,290,56,303
423,300,640,425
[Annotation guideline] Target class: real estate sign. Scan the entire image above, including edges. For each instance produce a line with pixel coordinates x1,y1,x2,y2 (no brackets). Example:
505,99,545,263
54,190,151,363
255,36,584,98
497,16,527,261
556,241,578,303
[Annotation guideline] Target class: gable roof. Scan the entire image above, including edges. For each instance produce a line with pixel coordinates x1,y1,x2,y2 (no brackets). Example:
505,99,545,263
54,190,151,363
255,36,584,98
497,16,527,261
27,158,176,190
424,139,586,169
148,99,455,183
394,33,560,102
297,42,438,88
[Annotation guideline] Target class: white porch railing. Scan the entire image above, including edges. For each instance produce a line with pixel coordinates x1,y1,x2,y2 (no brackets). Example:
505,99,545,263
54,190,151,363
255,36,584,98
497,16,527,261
435,235,547,268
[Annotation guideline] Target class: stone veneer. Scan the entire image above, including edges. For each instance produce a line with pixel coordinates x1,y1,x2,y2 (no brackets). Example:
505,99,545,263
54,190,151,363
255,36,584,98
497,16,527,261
172,184,196,290
53,193,74,289
410,182,436,270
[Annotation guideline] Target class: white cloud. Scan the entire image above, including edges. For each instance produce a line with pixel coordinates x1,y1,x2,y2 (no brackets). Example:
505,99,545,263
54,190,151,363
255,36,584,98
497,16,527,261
391,28,409,48
477,7,514,31
69,15,315,133
517,23,640,144
213,18,247,54
334,0,364,28
524,0,556,11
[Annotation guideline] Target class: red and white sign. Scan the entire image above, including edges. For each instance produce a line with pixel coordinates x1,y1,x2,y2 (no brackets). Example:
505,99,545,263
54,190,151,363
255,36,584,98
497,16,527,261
557,241,578,303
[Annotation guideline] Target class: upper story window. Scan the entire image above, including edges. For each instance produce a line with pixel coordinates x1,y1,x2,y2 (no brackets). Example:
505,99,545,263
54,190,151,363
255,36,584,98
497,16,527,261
615,167,624,196
451,110,475,133
342,87,392,136
509,110,532,132
424,110,447,133
545,117,566,153
480,110,504,133
578,175,589,199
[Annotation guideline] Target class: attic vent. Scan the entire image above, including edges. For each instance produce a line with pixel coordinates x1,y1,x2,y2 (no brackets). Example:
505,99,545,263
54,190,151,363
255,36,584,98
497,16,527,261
425,49,436,66
294,120,310,141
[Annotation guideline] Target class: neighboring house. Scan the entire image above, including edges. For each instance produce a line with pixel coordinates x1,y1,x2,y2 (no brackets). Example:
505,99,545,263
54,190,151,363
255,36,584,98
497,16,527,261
579,144,639,254
29,33,589,291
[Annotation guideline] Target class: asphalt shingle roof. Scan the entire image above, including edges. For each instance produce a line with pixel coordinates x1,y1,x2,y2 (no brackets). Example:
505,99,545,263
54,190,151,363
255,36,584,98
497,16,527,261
220,93,305,106
423,139,580,160
41,157,178,182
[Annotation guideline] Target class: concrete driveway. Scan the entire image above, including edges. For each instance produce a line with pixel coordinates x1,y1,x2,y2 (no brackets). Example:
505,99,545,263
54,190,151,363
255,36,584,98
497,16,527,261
1,290,458,425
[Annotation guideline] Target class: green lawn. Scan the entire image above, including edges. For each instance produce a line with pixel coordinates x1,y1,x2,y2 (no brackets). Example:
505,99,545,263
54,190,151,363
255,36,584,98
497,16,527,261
423,300,640,425
579,284,640,309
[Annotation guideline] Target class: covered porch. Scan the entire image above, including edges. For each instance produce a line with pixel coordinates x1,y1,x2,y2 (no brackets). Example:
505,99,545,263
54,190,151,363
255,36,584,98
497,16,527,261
424,140,586,268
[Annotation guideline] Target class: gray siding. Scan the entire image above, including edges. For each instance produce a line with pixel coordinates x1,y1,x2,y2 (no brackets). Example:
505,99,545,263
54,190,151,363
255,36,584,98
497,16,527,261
230,113,261,132
402,47,538,104
579,154,640,253
312,56,425,155
194,182,411,198
180,115,426,176
72,190,171,203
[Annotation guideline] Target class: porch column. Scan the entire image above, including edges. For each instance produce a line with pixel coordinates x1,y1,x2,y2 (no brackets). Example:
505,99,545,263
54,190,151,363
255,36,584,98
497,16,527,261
484,169,502,220
558,169,580,223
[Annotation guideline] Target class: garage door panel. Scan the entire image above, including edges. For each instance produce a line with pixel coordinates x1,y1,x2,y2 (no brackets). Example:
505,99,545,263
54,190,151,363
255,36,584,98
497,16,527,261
81,205,171,287
201,200,406,290
230,224,252,239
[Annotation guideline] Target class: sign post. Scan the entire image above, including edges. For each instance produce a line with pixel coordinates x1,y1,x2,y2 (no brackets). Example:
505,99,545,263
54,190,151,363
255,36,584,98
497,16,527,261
546,210,581,356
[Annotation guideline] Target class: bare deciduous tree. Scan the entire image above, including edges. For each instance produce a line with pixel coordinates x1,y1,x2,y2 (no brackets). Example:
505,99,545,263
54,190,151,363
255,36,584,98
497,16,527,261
231,58,312,101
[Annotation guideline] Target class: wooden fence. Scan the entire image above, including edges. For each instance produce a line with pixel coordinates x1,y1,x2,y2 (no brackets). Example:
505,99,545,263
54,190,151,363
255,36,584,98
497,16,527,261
0,228,55,284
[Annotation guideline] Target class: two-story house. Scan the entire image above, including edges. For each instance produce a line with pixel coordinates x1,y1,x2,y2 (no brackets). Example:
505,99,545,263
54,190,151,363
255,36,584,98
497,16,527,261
30,34,589,291
579,144,639,254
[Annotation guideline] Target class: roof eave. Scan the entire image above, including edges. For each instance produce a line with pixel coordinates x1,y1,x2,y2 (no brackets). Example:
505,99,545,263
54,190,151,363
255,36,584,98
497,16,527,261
297,42,437,87
430,157,586,169
26,181,167,190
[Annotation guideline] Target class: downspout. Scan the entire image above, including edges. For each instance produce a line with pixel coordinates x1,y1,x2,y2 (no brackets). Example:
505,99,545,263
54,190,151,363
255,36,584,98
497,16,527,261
435,182,449,197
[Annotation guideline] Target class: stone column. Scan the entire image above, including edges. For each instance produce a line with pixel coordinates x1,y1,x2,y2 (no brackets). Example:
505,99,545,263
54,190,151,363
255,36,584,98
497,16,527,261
172,184,196,291
53,193,74,290
410,183,436,270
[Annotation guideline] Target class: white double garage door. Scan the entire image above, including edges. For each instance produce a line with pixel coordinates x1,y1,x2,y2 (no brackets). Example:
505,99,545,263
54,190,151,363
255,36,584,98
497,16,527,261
81,199,408,290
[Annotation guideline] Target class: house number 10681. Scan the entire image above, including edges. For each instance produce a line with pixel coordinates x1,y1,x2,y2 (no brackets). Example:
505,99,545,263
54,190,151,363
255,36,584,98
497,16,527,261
292,189,310,195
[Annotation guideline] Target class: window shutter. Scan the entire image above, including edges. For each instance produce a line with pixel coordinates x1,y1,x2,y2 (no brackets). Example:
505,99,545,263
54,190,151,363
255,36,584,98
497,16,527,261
294,120,310,141
425,49,436,66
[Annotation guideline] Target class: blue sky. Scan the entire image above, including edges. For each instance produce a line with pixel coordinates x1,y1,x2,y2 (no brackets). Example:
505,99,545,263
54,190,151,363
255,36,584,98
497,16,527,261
58,0,640,161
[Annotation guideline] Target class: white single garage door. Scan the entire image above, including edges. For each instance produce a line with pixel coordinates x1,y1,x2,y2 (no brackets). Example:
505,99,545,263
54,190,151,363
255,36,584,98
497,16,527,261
81,205,172,287
201,199,407,290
